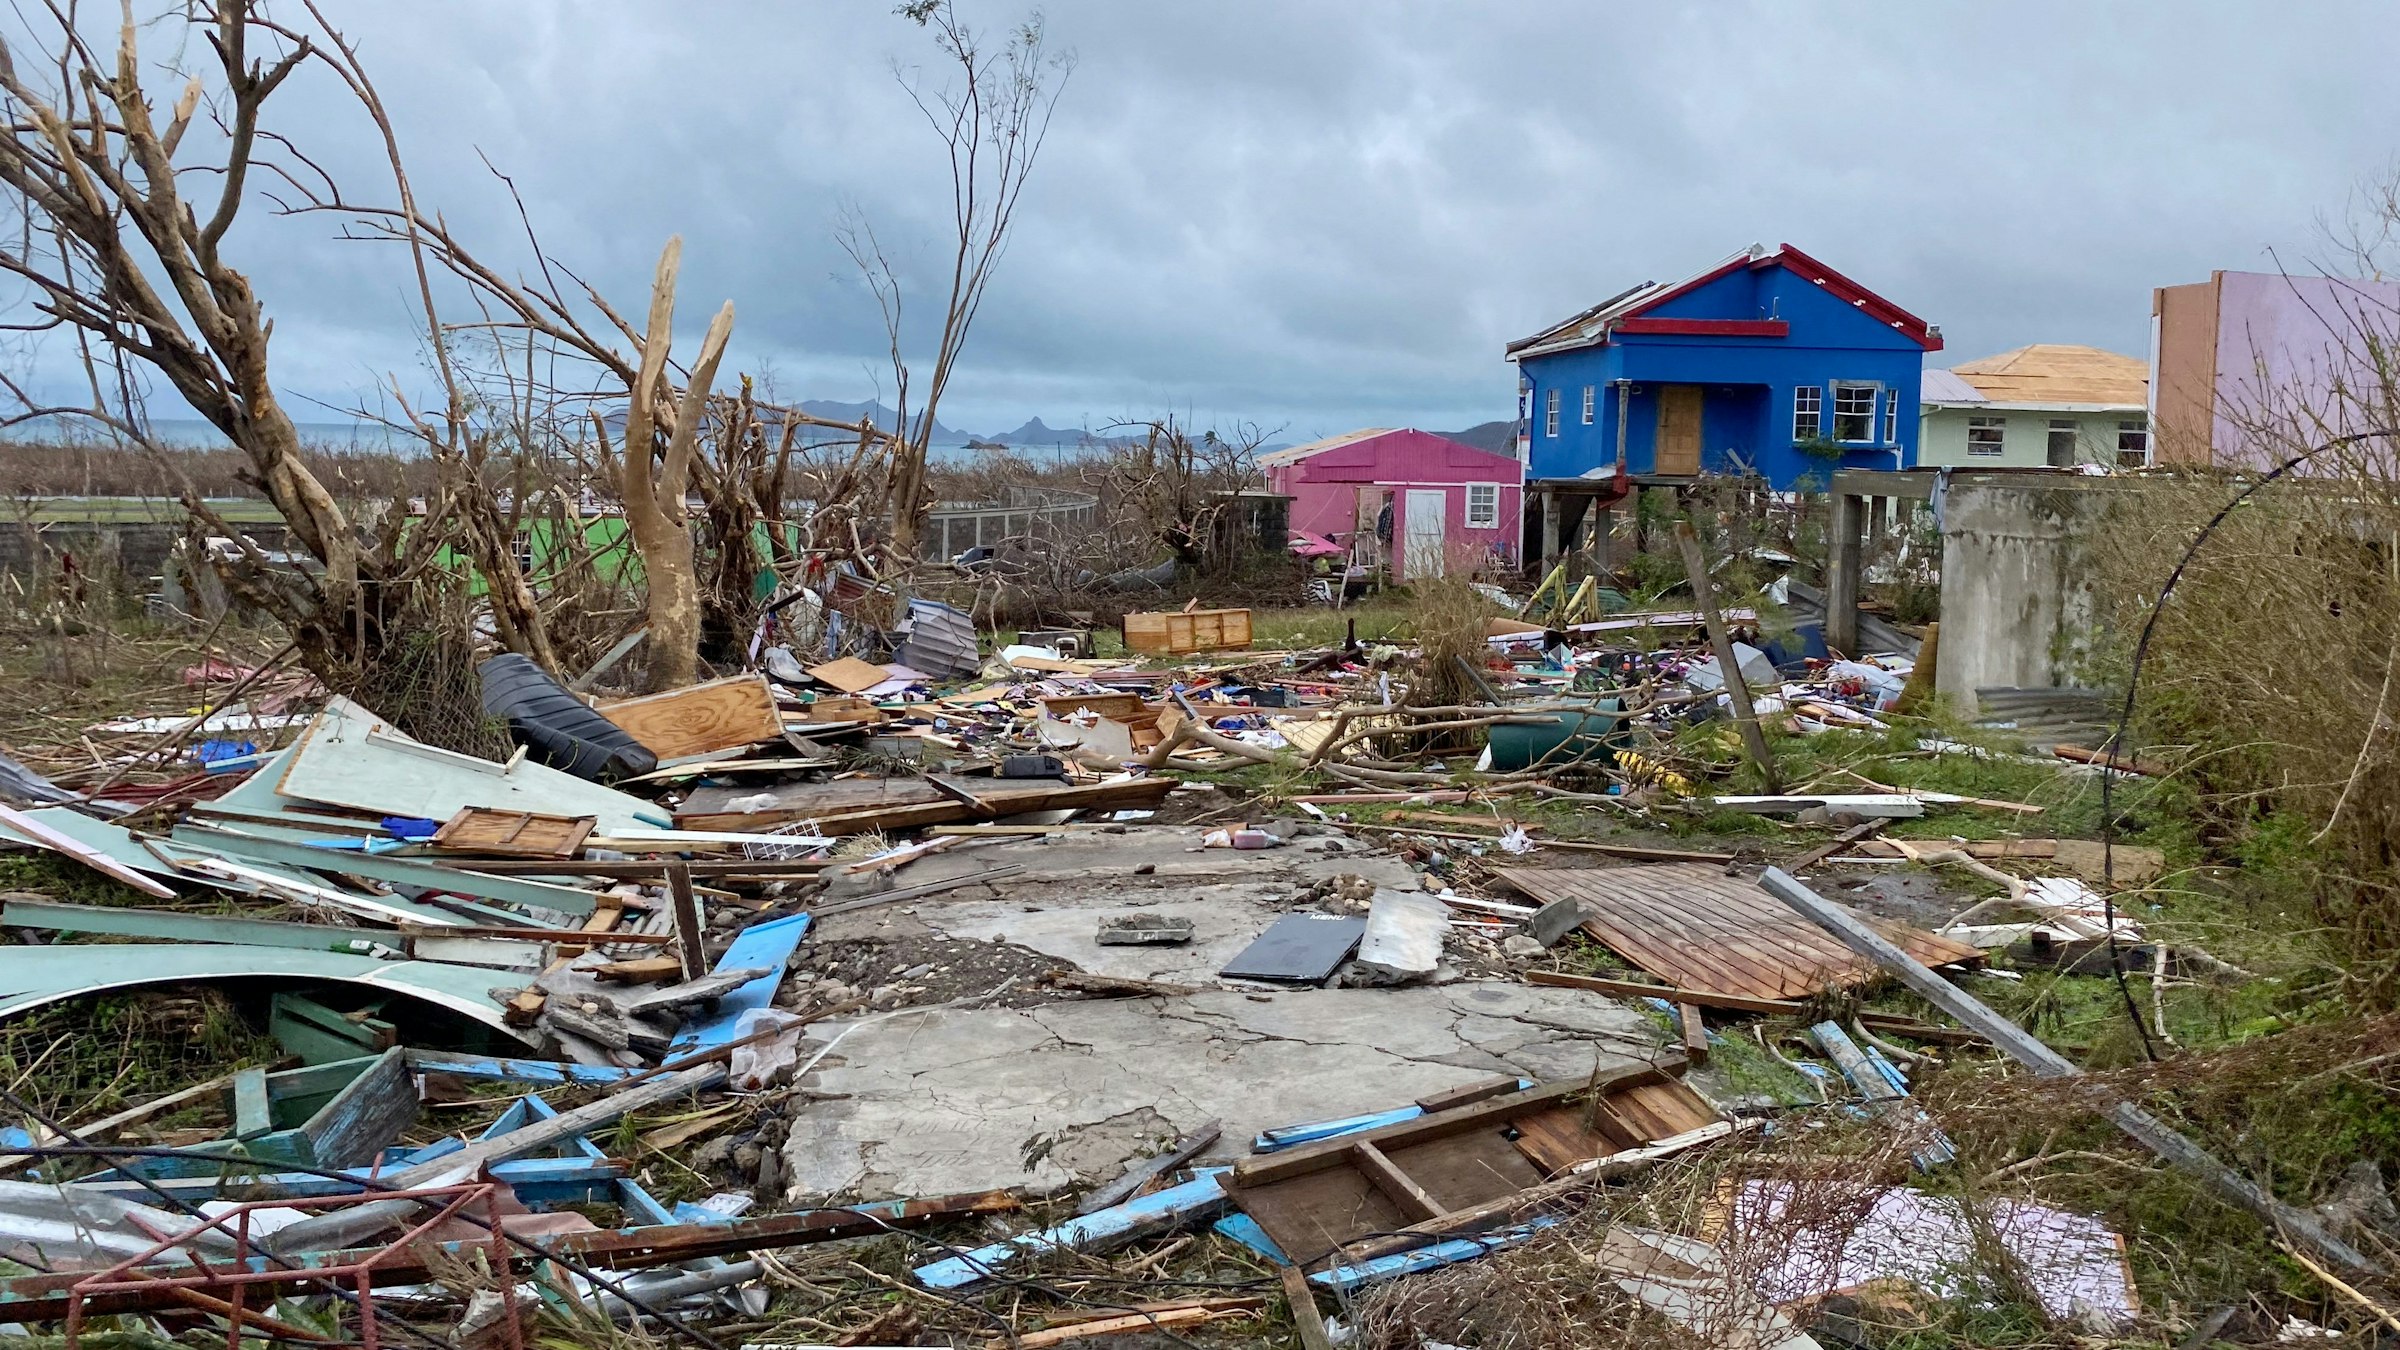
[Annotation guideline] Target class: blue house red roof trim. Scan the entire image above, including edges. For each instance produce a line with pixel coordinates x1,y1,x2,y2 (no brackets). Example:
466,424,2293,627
1507,243,1940,357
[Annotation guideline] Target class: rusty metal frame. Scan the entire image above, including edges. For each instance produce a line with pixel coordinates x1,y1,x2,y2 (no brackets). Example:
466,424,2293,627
62,1182,521,1350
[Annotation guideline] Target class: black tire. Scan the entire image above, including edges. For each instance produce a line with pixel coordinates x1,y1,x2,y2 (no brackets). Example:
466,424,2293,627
477,653,658,782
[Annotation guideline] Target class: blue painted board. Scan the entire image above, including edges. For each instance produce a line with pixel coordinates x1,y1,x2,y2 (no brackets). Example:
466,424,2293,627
1307,1219,1560,1290
670,912,812,1054
914,1170,1230,1290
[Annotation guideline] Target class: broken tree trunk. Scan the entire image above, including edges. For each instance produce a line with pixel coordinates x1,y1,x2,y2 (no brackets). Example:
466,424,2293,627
1757,866,2382,1278
616,238,735,692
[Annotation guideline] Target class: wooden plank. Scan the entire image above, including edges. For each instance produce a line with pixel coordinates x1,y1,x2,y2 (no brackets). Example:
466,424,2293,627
431,807,595,859
666,861,705,982
1076,1119,1222,1217
1757,866,2381,1279
231,1068,272,1141
1525,970,1802,1016
1230,1067,1672,1189
1678,1003,1709,1064
1510,1105,1625,1173
298,1048,415,1170
1414,1075,1524,1114
1283,1265,1335,1350
1676,520,1780,791
1352,1140,1443,1222
678,775,1177,835
1384,1130,1548,1210
598,674,783,760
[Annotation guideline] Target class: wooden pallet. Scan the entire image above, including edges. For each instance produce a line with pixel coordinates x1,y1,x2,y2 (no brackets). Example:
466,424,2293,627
1494,863,1984,1002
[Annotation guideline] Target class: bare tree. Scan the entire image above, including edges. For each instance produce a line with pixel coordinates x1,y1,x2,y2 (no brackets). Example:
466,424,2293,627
0,1,454,682
1091,417,1272,573
849,0,1071,560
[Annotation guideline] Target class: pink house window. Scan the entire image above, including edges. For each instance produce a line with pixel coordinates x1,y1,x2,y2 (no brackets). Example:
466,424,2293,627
1466,483,1501,528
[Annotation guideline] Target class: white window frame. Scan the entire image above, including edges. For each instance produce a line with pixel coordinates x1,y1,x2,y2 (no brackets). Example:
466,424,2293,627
1580,385,1596,424
1831,381,1880,444
2117,418,2150,467
1544,388,1560,437
1792,385,1822,440
1464,482,1501,529
1966,415,2006,458
1882,389,1900,444
2046,418,2079,465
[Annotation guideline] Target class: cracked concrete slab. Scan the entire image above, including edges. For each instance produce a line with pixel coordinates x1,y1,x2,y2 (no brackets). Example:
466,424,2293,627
810,826,1422,987
783,981,1675,1203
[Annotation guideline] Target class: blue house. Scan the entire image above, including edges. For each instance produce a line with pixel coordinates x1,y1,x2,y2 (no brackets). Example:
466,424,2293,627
1507,244,1941,526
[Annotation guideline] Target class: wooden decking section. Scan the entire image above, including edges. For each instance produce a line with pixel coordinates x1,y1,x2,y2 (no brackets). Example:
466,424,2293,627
1494,863,1983,1001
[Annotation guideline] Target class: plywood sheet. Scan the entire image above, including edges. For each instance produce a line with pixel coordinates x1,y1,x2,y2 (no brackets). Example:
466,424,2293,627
1493,864,1984,1001
598,675,782,760
805,657,891,695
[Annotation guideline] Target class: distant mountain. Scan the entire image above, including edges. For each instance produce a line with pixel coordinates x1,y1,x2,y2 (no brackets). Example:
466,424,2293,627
794,399,963,444
1438,420,1518,454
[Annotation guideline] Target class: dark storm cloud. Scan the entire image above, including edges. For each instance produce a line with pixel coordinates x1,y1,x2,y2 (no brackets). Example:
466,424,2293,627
18,1,2400,437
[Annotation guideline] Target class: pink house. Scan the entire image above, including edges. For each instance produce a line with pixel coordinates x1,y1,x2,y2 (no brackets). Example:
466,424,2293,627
1259,429,1523,582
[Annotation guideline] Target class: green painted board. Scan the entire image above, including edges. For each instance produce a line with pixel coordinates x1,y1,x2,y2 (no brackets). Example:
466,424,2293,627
232,1068,272,1141
0,943,531,1045
173,824,599,917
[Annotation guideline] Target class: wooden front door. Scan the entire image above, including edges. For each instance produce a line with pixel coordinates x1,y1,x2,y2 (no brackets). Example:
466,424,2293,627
1656,385,1703,475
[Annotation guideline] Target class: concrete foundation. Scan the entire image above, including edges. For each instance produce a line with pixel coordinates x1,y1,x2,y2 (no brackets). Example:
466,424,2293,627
782,981,1671,1203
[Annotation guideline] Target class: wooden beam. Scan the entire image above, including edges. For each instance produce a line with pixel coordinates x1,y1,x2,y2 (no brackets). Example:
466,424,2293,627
1526,969,1800,1016
1677,1004,1709,1064
666,861,705,981
1675,521,1781,793
1353,1140,1443,1222
1282,1265,1335,1350
1757,866,2381,1278
1825,489,1863,656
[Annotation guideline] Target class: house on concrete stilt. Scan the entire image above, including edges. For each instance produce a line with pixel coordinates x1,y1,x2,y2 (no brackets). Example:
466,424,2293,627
1506,243,1942,572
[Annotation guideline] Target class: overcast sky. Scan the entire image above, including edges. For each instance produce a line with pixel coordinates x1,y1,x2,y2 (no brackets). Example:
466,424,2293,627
18,2,2400,442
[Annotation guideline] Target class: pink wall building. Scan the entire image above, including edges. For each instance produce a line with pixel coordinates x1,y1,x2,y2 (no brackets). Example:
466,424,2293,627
2153,270,2400,471
1259,428,1522,582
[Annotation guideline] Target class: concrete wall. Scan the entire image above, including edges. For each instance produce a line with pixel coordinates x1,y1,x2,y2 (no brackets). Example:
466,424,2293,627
1935,480,2110,709
1918,407,2147,469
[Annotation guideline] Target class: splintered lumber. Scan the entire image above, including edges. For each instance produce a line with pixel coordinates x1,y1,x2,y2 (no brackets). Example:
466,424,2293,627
597,673,783,760
1012,1304,1259,1346
1757,866,2382,1279
806,866,1028,918
1497,864,1983,1001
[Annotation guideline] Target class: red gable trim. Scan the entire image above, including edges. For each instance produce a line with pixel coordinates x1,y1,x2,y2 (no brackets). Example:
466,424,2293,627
1765,243,1942,351
1615,317,1789,338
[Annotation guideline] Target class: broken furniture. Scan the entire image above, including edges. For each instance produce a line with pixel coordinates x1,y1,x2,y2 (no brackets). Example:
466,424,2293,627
1221,1067,1719,1267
